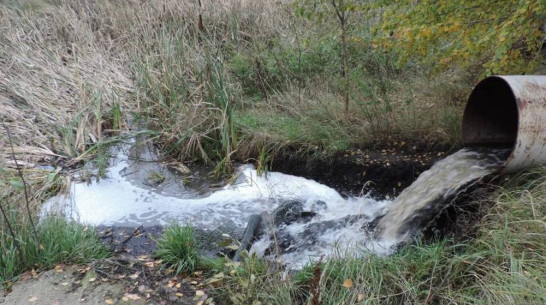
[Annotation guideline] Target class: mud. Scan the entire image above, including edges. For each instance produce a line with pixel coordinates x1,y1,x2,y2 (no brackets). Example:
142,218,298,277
96,225,244,259
272,145,451,198
1,266,128,305
97,226,163,256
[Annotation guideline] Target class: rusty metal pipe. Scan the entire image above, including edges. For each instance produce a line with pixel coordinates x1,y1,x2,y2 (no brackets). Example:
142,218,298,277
462,75,546,172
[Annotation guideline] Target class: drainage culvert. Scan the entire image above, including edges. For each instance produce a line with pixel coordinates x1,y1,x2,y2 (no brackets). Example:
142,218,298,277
462,75,546,172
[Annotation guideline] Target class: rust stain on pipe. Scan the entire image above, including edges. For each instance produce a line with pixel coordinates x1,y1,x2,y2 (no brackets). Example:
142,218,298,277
462,75,546,172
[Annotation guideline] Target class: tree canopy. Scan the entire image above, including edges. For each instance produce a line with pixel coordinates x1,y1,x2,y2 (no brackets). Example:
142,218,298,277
371,0,546,75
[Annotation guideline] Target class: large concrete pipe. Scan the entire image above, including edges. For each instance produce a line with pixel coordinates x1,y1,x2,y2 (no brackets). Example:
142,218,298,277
462,75,546,172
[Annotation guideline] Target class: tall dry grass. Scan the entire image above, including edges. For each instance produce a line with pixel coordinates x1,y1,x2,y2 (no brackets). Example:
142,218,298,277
0,0,295,172
0,0,134,164
1,0,469,171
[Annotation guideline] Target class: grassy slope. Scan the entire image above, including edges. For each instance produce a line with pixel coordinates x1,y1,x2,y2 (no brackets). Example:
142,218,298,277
0,0,469,172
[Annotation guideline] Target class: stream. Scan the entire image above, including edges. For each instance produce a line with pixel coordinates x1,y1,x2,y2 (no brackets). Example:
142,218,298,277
41,136,510,268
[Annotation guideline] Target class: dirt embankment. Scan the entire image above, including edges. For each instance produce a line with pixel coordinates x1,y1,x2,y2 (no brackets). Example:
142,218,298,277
272,144,452,199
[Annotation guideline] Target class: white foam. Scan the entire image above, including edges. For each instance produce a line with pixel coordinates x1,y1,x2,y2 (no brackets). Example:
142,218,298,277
41,144,393,268
41,148,375,229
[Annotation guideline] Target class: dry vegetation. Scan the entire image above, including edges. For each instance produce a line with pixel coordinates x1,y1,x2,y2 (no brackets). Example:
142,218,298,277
1,0,469,172
2,0,544,303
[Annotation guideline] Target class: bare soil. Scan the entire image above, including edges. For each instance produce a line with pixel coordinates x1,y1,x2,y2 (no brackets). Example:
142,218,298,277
272,144,451,198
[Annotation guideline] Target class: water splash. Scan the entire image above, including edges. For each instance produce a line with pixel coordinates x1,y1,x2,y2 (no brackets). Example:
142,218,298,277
376,148,510,241
42,143,510,269
252,148,509,268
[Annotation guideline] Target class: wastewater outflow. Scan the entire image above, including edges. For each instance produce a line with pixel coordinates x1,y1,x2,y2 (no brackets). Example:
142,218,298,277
42,139,509,268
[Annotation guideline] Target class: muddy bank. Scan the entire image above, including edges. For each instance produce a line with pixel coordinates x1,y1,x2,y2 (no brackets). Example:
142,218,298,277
271,145,451,198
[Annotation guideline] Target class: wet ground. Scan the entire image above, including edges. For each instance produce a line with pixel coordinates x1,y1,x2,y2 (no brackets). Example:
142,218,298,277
272,144,450,199
97,226,163,256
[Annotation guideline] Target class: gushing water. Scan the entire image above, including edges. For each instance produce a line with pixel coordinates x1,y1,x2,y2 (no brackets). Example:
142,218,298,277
376,148,510,241
41,141,509,268
252,148,509,267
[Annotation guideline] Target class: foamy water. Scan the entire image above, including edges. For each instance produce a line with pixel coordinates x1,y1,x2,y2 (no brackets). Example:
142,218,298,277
42,143,393,267
42,143,509,268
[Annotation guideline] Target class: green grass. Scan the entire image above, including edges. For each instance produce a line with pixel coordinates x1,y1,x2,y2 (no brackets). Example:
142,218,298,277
0,165,110,288
0,215,109,285
1,0,472,176
154,224,200,275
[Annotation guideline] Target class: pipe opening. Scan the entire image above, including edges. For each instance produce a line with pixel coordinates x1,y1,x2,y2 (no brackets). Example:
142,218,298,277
462,77,518,148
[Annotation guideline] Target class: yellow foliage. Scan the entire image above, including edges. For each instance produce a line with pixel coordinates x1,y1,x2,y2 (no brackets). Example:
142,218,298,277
372,0,546,75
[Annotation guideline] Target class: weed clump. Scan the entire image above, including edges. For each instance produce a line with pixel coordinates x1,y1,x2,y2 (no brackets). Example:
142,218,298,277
154,224,199,275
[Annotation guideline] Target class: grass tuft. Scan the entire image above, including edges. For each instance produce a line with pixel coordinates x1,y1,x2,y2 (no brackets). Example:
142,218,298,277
154,224,199,275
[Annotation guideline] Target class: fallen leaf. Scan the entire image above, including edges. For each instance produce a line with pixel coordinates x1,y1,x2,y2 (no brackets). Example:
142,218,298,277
194,271,203,277
54,265,63,273
89,277,96,282
225,244,239,251
124,293,141,300
167,281,174,288
357,293,365,302
78,267,91,274
129,272,140,279
205,277,223,286
29,296,38,302
224,261,241,268
176,293,183,297
144,261,154,268
175,283,181,288
61,282,69,286
342,278,353,288
196,290,205,296
122,296,129,302
105,299,114,304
